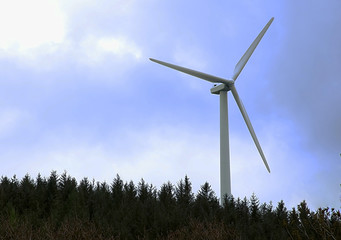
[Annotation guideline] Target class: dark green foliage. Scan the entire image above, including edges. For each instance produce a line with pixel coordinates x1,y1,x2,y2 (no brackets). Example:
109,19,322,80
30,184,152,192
175,175,194,208
0,172,340,239
193,182,220,222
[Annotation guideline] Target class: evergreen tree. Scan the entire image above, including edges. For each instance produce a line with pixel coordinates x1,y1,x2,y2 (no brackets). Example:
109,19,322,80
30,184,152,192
18,174,35,216
249,193,260,222
235,197,250,238
274,200,289,239
46,171,59,219
175,175,194,226
288,207,301,239
123,180,137,204
0,176,18,221
77,177,94,221
92,181,111,226
111,174,124,208
137,178,149,203
248,193,262,239
0,176,11,209
158,181,175,208
175,175,194,207
222,195,237,227
194,182,219,221
260,202,277,239
119,180,138,239
297,200,313,239
58,171,78,220
35,173,48,218
157,181,176,236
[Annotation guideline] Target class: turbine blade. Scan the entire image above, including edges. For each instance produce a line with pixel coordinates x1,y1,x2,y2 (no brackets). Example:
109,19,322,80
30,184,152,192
230,85,271,173
232,17,274,80
150,58,233,85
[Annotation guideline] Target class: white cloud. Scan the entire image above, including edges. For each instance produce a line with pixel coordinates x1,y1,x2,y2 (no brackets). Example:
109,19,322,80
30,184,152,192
78,35,143,66
0,0,66,54
0,0,143,70
98,37,142,59
4,124,218,193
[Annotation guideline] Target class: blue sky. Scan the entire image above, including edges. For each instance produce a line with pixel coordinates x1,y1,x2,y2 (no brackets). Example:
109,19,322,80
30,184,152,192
0,0,340,209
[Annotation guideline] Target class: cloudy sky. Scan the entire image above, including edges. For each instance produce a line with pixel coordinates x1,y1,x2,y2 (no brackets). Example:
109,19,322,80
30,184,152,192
0,0,340,210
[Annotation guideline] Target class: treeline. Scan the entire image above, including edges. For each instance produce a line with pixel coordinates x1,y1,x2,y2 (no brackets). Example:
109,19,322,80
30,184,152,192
0,172,340,239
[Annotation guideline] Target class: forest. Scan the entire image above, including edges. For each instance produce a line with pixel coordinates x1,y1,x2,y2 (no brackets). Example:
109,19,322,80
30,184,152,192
0,171,340,240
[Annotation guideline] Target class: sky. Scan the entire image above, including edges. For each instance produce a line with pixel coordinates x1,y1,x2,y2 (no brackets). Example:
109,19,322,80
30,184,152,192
0,0,340,210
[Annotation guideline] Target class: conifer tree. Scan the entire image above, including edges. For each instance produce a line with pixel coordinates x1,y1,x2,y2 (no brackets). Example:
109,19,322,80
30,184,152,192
18,174,35,215
274,200,289,239
123,180,137,204
58,171,78,220
78,177,93,220
288,207,301,239
297,200,313,238
175,175,194,207
235,197,250,238
35,173,47,214
0,176,11,210
158,181,175,208
249,193,260,222
260,202,277,238
111,174,124,209
138,178,149,203
157,181,176,236
46,171,59,219
222,195,237,227
248,193,262,239
194,182,219,221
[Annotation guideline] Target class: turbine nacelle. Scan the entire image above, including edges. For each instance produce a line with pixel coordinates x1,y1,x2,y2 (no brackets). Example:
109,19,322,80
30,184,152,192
210,82,233,95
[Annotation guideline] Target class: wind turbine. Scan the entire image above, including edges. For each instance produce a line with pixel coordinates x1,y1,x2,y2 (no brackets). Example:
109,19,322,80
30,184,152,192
150,17,274,203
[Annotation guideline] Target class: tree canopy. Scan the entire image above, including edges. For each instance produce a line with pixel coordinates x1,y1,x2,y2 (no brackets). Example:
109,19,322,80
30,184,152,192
0,171,340,239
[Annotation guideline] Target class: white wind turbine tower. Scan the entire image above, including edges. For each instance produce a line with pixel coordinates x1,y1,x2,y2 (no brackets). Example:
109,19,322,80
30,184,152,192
150,18,274,203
